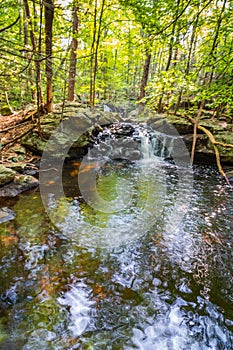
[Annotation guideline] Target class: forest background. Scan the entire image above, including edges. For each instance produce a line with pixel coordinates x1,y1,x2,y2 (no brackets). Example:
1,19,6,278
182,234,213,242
0,0,232,119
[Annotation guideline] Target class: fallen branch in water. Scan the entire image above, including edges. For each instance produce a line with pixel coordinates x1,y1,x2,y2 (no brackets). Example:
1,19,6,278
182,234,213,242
186,115,232,186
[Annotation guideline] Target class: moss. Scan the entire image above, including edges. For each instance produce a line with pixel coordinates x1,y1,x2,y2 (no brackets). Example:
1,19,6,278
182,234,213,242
0,165,16,186
0,105,11,116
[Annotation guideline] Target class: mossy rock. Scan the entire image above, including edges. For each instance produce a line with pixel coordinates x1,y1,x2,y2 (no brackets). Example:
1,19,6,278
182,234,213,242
0,105,11,116
4,162,26,172
0,165,16,186
21,133,47,155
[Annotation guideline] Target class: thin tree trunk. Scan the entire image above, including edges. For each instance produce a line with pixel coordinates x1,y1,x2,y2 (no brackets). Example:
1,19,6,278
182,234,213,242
23,0,43,109
44,0,54,112
23,3,36,102
5,91,14,114
158,31,177,110
138,50,151,113
90,0,97,106
92,0,105,106
174,3,200,114
208,0,227,84
68,4,79,101
157,0,180,113
38,0,44,109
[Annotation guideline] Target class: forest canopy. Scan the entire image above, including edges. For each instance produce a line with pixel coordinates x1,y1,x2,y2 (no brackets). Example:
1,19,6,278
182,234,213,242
0,0,233,117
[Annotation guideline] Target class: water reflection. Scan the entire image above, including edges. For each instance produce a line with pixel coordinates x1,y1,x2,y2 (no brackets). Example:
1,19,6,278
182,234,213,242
0,165,232,349
48,159,168,248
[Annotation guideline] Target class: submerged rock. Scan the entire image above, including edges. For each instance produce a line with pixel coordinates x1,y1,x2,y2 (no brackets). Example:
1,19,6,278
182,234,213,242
0,207,16,223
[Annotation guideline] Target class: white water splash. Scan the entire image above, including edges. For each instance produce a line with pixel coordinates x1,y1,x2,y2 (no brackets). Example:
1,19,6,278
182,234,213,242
57,281,94,337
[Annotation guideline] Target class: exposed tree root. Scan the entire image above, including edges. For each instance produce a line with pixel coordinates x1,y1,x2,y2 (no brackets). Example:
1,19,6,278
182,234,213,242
186,115,232,186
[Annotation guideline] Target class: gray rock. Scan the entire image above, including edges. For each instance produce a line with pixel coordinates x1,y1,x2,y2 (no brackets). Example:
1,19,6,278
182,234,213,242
12,146,26,154
98,111,122,125
18,103,233,165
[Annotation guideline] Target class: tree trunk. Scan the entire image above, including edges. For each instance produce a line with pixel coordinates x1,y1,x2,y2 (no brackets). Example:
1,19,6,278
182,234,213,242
89,0,97,106
138,50,151,112
68,4,79,102
93,0,105,106
174,2,200,114
208,0,227,85
157,0,180,113
44,0,54,112
23,4,35,102
90,0,105,106
23,0,43,108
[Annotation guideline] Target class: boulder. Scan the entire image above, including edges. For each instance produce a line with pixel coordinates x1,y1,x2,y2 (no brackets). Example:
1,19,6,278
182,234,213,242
0,105,11,116
4,162,27,172
214,131,233,164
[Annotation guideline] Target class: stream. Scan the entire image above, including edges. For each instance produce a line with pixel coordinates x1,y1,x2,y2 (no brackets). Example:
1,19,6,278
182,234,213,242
0,124,232,349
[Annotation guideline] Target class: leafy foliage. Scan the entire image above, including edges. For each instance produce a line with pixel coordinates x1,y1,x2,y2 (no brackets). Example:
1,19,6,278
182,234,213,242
0,0,232,117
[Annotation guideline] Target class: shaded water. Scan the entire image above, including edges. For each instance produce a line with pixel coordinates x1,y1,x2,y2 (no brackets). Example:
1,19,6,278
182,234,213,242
0,157,232,349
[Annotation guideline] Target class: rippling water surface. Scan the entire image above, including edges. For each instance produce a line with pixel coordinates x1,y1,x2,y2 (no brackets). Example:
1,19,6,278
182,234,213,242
0,161,232,349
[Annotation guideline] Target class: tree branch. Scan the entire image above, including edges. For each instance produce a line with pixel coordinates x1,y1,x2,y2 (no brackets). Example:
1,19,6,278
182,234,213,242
0,14,20,33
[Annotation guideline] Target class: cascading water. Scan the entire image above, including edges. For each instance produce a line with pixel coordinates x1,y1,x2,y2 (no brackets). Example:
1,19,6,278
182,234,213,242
138,129,176,160
88,122,178,162
138,129,152,160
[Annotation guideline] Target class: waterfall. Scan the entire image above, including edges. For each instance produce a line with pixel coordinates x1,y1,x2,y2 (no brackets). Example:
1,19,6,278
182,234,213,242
140,130,175,161
139,130,152,160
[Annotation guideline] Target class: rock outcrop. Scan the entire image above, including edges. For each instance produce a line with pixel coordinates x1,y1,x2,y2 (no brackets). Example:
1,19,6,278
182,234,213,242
20,102,233,164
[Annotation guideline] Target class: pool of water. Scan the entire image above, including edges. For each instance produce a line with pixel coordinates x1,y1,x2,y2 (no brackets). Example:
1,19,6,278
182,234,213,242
0,160,232,349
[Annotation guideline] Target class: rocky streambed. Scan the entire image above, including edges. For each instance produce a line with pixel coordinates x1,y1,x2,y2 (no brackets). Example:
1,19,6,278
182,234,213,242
0,102,232,208
19,102,233,163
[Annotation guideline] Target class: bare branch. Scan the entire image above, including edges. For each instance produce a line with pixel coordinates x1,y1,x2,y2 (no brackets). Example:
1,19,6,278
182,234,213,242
0,14,20,33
